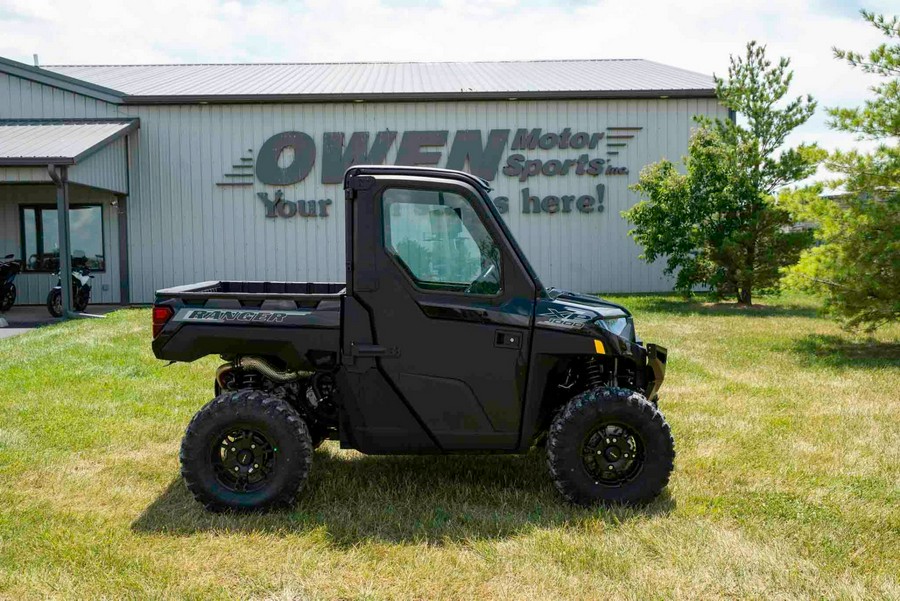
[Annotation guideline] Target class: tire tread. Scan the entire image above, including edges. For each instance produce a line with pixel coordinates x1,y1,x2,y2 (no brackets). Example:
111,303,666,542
180,389,313,512
547,387,675,506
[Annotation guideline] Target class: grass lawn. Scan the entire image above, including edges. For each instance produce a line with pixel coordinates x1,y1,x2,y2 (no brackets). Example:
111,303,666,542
0,293,898,600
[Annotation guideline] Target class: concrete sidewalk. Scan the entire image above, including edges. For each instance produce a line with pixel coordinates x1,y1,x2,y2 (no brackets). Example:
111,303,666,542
0,304,121,339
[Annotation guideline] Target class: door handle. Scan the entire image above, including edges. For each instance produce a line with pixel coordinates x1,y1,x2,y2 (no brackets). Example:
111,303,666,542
494,330,522,349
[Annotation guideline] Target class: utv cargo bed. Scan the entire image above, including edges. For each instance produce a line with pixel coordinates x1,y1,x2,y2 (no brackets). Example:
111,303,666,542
152,280,344,366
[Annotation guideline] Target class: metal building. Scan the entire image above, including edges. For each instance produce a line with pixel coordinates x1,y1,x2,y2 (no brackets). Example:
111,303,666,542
0,56,725,305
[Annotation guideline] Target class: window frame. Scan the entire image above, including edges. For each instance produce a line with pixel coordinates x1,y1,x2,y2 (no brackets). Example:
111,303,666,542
18,203,107,273
379,185,504,299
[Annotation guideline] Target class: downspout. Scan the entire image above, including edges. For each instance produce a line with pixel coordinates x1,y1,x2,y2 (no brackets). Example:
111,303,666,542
47,164,74,319
118,134,131,305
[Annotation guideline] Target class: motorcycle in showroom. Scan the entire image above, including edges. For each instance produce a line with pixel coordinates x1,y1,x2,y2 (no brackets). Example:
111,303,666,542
47,254,93,317
0,254,22,312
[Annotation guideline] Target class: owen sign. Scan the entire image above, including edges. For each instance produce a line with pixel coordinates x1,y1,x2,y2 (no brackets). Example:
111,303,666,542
230,127,640,219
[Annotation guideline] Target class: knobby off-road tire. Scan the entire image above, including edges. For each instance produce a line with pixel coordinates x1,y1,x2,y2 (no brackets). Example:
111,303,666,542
180,390,313,512
547,387,675,507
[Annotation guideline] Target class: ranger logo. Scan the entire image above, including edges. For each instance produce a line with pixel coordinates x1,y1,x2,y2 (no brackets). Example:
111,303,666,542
186,310,287,323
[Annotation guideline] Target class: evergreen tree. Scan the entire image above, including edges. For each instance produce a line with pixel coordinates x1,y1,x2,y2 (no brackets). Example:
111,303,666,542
625,42,820,304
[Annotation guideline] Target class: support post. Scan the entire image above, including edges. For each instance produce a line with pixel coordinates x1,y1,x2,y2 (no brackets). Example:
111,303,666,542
49,165,74,319
116,194,129,305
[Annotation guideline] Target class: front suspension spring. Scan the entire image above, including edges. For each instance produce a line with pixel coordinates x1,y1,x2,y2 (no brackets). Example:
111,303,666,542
585,357,605,388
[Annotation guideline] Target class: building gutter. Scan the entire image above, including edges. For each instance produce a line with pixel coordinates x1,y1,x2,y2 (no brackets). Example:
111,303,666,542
120,88,717,105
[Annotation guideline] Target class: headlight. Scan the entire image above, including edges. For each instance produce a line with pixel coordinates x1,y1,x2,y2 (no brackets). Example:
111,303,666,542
595,316,634,340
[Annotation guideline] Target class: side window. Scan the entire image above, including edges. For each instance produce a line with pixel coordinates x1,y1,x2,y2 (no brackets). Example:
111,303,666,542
382,187,502,295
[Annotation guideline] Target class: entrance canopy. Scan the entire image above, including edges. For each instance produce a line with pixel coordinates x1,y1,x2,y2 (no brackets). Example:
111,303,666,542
0,118,138,194
0,118,138,317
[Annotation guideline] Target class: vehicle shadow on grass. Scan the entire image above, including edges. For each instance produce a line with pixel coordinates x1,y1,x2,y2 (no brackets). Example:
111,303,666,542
132,449,675,545
791,334,900,369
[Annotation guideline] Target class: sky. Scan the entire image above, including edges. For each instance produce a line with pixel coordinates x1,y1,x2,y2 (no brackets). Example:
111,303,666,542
0,0,895,175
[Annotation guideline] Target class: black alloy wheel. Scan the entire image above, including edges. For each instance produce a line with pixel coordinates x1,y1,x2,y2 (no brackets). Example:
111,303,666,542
211,425,277,493
547,387,675,506
581,423,644,486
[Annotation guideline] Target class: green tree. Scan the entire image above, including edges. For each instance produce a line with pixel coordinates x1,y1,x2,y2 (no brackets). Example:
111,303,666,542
624,42,821,304
783,11,900,331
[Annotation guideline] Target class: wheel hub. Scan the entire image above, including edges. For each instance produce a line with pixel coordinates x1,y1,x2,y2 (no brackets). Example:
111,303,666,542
582,423,644,486
236,449,253,465
211,427,276,493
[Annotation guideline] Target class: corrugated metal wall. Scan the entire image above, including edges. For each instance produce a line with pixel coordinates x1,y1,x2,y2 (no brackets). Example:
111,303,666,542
0,184,120,304
0,72,120,119
68,137,129,194
0,70,729,303
0,166,50,184
0,140,129,192
120,98,727,301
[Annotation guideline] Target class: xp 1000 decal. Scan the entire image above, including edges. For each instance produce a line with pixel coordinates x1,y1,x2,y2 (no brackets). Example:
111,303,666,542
538,307,593,329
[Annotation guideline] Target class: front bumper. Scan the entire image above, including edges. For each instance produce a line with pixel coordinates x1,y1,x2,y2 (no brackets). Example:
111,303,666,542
645,343,667,403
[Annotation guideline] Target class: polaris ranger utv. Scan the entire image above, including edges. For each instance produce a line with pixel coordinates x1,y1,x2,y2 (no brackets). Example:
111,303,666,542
152,166,673,511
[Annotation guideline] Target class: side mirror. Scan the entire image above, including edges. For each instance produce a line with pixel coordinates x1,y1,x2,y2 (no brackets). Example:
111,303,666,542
3,254,12,260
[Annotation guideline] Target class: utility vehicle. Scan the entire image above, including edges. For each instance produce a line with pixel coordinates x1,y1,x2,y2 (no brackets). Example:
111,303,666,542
152,166,673,511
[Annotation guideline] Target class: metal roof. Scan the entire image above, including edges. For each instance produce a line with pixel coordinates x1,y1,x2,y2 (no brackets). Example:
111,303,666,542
43,59,715,104
0,119,139,165
0,56,124,105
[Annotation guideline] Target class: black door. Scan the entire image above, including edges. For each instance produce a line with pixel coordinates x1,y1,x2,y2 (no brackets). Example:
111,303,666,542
349,175,537,451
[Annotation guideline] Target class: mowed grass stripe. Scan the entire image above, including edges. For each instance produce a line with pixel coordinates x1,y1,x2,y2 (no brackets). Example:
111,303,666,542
0,295,897,600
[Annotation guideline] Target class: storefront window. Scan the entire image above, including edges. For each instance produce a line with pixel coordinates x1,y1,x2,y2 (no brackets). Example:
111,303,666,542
19,205,105,272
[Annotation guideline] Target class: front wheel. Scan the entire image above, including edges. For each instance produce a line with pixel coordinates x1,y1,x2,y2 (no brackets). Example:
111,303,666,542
0,283,15,312
73,287,90,312
547,387,674,506
180,390,313,512
46,289,62,317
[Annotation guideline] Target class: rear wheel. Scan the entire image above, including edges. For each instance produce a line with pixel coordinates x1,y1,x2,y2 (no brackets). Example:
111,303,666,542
547,387,674,506
46,289,62,317
180,390,313,511
0,283,15,312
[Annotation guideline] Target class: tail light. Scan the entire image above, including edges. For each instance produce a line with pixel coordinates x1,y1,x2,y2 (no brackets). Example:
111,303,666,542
152,305,174,338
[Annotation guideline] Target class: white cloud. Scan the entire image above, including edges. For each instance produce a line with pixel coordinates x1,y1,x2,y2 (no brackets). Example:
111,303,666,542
0,0,894,159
